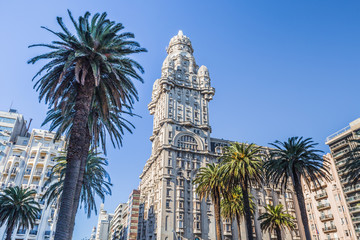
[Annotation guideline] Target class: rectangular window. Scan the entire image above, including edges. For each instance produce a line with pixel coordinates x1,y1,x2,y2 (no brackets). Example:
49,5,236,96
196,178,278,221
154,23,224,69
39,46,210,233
0,117,16,124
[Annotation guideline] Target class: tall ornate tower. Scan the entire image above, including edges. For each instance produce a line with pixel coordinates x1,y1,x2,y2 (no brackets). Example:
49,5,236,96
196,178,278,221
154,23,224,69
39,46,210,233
138,31,217,240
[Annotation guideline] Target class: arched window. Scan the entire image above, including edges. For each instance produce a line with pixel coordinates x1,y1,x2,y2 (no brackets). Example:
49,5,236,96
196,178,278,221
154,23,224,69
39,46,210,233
177,135,198,151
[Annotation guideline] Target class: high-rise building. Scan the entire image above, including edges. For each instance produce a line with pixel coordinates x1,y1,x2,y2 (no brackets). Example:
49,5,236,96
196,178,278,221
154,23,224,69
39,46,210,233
326,118,360,237
96,204,113,240
136,31,302,240
109,202,127,240
0,109,28,162
302,154,356,240
0,127,66,240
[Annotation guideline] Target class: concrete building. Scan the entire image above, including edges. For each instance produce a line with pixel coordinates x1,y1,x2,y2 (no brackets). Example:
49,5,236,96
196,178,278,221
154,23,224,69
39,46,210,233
0,109,28,162
0,128,66,240
96,204,113,240
326,118,360,238
109,202,127,240
136,31,302,240
303,154,356,240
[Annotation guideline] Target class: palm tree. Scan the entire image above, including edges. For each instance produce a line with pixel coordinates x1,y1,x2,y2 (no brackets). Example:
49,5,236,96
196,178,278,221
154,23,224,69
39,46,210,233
193,163,224,240
264,137,330,240
342,139,360,184
0,187,41,240
220,142,264,240
28,11,146,239
42,149,112,235
43,149,111,216
221,186,255,240
258,204,296,240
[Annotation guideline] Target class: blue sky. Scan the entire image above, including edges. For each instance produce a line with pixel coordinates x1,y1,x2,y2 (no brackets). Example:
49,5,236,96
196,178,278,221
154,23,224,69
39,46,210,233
0,0,359,238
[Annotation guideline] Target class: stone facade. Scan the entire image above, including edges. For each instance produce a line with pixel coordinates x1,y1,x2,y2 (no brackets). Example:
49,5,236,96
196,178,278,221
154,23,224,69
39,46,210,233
0,126,66,240
137,31,301,240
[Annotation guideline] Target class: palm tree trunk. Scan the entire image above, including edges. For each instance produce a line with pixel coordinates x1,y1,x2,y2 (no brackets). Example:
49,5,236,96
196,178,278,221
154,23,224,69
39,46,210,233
54,80,94,240
275,226,282,240
5,220,15,240
242,181,254,240
235,212,242,240
214,189,223,240
68,135,89,239
291,173,311,240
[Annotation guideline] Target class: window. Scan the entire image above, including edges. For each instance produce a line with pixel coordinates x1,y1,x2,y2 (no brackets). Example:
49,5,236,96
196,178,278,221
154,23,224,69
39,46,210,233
0,117,16,124
166,200,170,209
177,135,198,150
0,126,12,132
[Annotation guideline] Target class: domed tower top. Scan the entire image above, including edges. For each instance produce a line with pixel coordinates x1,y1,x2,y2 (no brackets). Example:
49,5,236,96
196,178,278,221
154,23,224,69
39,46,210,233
167,30,194,54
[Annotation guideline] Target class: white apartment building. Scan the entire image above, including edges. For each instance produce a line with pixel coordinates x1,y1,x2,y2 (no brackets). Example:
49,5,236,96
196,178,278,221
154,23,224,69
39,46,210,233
95,204,113,240
303,154,356,240
0,127,65,240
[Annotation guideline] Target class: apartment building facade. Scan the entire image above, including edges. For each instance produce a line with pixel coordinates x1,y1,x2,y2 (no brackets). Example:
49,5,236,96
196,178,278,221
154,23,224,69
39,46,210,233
326,118,360,238
0,127,65,240
95,204,113,240
303,154,356,240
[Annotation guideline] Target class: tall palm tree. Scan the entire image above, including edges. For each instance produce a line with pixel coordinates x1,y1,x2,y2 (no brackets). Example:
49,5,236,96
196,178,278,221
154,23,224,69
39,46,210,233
258,204,296,240
193,163,224,240
0,187,41,240
41,104,134,231
28,11,146,239
264,137,330,240
220,142,264,240
221,186,255,240
42,149,112,217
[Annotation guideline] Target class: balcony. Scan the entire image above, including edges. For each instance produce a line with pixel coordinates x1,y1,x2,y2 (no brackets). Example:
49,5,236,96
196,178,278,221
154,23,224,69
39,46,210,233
323,225,337,233
352,217,360,224
330,140,348,151
29,230,38,235
320,214,334,222
17,229,26,235
333,148,350,159
317,203,331,211
343,184,360,193
311,181,327,191
315,192,328,200
348,206,360,213
346,194,360,203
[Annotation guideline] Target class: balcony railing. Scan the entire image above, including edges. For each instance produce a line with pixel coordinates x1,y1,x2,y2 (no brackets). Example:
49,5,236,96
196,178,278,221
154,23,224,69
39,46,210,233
17,229,26,234
326,125,350,142
346,195,360,203
315,192,328,200
348,206,360,213
320,214,334,221
323,225,337,233
344,184,360,193
352,216,360,223
317,203,331,210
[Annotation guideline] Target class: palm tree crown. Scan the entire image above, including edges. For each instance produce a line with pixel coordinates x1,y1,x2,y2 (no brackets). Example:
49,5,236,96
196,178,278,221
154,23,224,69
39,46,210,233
193,163,224,240
0,187,41,240
220,142,264,240
258,204,296,240
264,137,330,240
43,149,112,217
28,11,146,239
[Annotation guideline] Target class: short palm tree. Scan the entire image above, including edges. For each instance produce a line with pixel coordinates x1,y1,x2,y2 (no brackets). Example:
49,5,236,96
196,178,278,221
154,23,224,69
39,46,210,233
0,187,41,240
220,142,264,240
42,149,111,234
258,204,296,240
28,11,146,239
221,186,255,240
193,163,224,240
264,137,330,240
43,149,111,216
